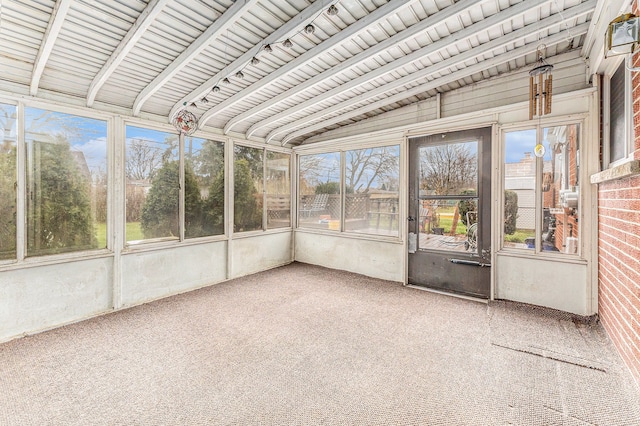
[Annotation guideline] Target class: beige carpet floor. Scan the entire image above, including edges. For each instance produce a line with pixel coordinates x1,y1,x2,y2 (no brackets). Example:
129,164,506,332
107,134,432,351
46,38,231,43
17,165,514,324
1,262,639,425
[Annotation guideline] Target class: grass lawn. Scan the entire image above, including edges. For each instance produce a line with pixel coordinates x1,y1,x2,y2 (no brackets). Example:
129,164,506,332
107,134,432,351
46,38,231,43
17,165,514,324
95,222,144,247
504,229,534,243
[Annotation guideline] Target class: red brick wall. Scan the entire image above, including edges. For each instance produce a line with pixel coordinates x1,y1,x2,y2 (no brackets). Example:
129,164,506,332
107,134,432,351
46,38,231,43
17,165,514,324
598,24,640,387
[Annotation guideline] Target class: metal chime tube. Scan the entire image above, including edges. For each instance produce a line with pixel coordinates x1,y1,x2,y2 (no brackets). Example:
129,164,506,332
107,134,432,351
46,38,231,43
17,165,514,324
529,76,535,120
538,74,543,117
545,74,553,115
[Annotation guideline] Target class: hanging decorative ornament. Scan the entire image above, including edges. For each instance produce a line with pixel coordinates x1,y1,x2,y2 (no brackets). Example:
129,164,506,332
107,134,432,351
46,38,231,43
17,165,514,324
534,143,546,158
528,45,553,120
172,103,198,135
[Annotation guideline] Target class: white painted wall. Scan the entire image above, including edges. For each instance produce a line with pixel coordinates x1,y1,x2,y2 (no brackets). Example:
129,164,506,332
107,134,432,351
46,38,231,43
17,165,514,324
295,231,404,282
120,241,228,307
0,257,113,340
230,231,293,278
495,254,590,315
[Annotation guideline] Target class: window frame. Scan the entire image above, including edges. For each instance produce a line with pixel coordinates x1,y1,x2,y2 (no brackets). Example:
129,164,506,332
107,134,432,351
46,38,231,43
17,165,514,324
296,142,401,240
603,57,635,168
232,141,293,234
499,118,584,259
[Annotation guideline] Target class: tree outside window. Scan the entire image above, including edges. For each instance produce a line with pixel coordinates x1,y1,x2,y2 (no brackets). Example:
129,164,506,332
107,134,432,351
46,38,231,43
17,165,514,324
233,145,263,233
344,146,400,236
0,103,17,260
25,108,107,256
125,126,178,242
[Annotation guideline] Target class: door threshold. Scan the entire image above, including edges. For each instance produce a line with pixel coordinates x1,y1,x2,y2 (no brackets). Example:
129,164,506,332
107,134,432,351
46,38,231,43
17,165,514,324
406,285,489,304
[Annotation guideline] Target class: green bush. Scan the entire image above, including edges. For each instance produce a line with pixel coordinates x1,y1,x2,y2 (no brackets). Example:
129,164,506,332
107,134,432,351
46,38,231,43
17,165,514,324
504,190,518,235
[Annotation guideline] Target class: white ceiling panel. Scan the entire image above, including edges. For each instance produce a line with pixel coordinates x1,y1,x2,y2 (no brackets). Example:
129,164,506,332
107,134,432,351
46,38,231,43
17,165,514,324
0,0,604,145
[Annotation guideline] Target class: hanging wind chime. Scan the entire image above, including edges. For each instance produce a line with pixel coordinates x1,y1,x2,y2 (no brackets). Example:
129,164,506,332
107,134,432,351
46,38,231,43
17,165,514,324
528,47,554,121
172,102,198,135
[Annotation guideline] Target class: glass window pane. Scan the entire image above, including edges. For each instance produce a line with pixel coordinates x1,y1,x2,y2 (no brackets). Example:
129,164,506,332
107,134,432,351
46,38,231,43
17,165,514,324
418,198,478,254
185,137,225,238
503,129,536,250
419,141,478,196
0,103,17,260
609,62,627,163
234,145,263,232
542,124,580,254
125,126,178,242
25,108,107,256
344,146,399,236
298,152,340,230
266,151,290,229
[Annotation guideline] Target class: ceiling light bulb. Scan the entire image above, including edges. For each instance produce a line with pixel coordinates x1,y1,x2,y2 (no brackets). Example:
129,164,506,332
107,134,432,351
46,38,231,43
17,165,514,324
263,44,272,53
235,71,244,79
304,24,315,34
222,78,230,84
251,57,260,65
282,38,293,48
327,5,338,16
212,86,220,93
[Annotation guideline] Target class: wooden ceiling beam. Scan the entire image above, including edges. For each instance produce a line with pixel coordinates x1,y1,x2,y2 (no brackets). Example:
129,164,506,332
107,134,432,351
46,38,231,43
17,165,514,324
265,0,595,144
231,0,484,137
278,23,591,146
87,0,171,107
168,0,339,123
132,0,260,116
30,0,73,96
197,0,413,130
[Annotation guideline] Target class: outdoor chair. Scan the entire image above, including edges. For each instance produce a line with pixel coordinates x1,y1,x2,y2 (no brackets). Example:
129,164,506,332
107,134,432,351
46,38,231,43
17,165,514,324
300,193,329,217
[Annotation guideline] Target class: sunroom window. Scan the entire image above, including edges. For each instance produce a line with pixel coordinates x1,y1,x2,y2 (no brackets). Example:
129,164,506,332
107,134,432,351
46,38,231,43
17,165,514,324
503,124,580,255
0,103,17,260
298,145,400,237
25,107,107,256
125,126,179,243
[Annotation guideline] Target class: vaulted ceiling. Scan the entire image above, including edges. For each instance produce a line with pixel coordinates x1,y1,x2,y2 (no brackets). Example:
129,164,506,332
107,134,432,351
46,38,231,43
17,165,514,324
0,0,606,146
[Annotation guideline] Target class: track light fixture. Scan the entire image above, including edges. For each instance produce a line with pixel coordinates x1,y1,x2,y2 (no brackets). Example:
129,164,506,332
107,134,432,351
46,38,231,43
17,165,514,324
282,38,293,48
235,71,244,79
304,24,315,34
212,86,220,93
251,56,260,65
201,97,209,104
327,5,338,16
223,78,230,84
263,44,272,53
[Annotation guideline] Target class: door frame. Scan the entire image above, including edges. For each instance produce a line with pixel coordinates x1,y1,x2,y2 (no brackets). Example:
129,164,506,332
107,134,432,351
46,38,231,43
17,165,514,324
404,126,494,299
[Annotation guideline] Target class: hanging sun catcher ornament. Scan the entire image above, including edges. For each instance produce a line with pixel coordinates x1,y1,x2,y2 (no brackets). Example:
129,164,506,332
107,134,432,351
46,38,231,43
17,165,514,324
528,46,553,121
172,102,198,135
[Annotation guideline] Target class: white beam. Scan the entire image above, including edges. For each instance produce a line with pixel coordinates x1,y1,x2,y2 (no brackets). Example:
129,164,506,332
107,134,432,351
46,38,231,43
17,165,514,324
132,0,259,116
197,0,413,130
229,0,486,136
30,0,73,96
278,23,591,146
87,0,170,107
168,0,339,122
253,0,574,140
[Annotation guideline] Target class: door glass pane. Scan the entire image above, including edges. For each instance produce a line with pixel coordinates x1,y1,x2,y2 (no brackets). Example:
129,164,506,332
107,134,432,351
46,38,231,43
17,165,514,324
298,152,340,230
125,126,178,243
25,108,108,256
234,145,263,232
266,151,290,229
503,130,536,249
0,103,17,260
184,136,224,238
542,124,580,254
418,198,479,253
419,141,478,196
418,140,479,253
344,145,400,236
